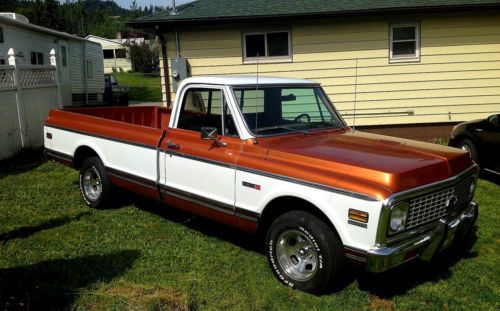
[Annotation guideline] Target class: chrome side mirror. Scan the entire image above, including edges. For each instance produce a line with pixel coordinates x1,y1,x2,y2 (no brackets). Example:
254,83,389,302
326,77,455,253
201,127,227,147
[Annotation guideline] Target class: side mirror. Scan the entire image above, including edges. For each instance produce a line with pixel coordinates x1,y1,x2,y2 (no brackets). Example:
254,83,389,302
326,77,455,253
487,115,500,128
201,127,227,147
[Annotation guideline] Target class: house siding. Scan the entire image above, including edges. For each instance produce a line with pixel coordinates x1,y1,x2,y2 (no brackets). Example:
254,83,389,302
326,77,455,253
161,11,500,127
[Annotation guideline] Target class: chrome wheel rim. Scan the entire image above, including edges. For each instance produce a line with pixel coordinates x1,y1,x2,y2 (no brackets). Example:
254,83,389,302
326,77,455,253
460,144,471,153
276,229,318,281
82,166,102,201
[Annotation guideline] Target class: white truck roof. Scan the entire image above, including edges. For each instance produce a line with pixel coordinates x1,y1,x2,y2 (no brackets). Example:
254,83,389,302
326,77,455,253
180,75,319,87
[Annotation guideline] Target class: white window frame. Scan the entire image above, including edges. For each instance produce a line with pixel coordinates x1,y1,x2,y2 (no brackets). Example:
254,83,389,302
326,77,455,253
389,22,420,63
242,30,292,64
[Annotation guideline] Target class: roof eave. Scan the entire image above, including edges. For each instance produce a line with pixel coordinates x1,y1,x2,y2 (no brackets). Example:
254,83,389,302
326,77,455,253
127,3,500,30
0,15,87,41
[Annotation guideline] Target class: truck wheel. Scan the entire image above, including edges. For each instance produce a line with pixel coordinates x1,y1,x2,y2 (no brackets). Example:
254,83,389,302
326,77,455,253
266,211,345,294
459,139,479,164
79,157,112,208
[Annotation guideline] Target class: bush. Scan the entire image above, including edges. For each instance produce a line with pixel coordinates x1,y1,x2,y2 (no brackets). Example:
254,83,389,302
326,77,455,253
128,41,159,73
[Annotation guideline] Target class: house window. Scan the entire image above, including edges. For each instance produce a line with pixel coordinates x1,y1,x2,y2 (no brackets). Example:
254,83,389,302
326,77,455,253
61,46,67,67
87,61,93,79
0,27,4,43
243,31,291,62
30,52,44,65
103,49,114,59
115,49,127,58
0,59,5,65
390,23,420,62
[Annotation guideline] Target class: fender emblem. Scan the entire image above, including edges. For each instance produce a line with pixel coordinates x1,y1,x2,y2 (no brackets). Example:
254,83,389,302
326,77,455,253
242,181,261,190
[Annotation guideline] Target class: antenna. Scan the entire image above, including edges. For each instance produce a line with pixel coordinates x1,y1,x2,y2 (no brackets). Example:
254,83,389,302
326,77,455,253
255,53,260,131
352,59,359,132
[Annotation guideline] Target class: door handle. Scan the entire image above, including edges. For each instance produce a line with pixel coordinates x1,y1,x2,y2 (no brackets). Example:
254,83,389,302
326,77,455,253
474,128,484,132
166,140,181,150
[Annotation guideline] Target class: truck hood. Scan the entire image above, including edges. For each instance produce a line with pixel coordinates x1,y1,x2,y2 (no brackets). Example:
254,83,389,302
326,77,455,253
262,130,473,200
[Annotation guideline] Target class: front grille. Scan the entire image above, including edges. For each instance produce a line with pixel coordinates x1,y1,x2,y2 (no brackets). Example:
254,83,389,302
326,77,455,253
406,173,475,230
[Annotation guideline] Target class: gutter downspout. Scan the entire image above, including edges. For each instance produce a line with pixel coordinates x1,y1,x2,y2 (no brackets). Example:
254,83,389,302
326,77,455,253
175,28,180,57
158,32,172,107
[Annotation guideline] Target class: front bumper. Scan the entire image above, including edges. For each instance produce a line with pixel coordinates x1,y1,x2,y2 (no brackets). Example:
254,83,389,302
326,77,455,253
365,201,478,273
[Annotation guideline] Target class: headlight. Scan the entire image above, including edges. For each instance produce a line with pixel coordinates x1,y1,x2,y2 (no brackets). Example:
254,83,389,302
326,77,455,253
389,203,409,234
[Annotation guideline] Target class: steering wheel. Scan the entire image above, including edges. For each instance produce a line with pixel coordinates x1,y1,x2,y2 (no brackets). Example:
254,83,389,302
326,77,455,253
294,113,311,123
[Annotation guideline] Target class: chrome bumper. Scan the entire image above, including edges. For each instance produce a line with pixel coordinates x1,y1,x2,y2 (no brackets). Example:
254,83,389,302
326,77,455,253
365,201,478,273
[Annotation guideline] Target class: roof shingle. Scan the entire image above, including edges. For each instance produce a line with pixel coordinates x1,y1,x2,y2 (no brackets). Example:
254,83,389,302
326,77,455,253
131,0,500,24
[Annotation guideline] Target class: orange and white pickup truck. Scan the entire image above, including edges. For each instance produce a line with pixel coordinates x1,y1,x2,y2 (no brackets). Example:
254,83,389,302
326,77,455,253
44,76,478,293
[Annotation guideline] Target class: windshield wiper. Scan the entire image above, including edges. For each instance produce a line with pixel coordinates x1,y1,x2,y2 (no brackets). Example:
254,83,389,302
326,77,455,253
304,121,340,129
254,125,309,135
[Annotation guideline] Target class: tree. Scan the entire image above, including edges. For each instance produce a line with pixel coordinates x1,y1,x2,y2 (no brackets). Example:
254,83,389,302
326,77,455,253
128,41,159,73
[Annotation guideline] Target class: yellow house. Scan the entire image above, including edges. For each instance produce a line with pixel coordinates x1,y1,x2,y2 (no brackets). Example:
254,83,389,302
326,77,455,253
129,0,500,141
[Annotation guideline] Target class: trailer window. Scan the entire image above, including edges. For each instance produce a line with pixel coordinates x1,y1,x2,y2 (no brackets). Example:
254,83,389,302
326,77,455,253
103,49,114,59
30,52,44,65
87,61,93,79
61,46,67,66
115,49,127,58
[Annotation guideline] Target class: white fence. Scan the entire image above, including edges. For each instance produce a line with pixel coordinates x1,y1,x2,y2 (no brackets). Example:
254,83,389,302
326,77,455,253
0,48,61,160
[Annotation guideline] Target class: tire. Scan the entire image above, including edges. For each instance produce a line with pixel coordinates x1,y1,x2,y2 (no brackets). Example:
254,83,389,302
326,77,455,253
266,211,345,294
459,139,479,164
79,157,113,208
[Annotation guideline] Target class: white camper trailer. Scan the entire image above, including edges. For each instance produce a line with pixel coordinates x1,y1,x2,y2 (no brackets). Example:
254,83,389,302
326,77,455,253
0,13,104,106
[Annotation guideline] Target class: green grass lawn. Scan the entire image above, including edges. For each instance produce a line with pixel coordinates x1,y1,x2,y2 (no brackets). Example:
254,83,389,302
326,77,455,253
0,156,499,310
114,72,162,102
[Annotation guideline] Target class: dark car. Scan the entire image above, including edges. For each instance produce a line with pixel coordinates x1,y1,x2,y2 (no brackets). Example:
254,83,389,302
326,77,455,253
104,74,130,106
449,114,500,172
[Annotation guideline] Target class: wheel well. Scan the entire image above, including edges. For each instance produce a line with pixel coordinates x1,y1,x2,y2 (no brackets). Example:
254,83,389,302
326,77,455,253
73,146,99,169
256,196,341,244
453,134,476,147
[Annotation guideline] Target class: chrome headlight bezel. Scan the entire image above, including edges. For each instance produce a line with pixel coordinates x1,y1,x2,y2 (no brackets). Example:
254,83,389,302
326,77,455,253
388,202,409,235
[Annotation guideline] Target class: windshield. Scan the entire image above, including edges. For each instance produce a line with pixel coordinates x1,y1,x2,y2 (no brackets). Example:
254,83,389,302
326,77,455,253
232,86,345,136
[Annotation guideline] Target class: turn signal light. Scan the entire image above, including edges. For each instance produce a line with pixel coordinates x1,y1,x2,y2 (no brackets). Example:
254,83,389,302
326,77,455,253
348,209,369,223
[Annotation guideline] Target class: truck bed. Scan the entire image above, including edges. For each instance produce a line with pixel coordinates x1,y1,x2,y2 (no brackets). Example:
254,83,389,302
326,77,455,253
45,106,172,148
64,106,172,130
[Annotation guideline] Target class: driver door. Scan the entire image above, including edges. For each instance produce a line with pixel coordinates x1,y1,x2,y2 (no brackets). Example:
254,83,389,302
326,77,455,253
162,86,242,222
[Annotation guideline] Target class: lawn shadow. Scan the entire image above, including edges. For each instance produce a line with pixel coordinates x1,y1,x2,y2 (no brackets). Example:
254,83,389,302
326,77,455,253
0,212,91,244
355,226,478,298
119,193,261,254
114,192,480,298
0,149,47,179
0,250,140,310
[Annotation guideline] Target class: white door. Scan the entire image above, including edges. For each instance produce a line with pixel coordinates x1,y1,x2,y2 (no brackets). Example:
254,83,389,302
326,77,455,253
163,86,242,213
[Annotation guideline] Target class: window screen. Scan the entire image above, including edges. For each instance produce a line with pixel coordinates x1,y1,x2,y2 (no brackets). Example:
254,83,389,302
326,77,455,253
390,23,420,61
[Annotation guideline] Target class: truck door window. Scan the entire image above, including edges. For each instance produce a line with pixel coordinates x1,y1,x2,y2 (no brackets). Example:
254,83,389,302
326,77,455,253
177,88,238,137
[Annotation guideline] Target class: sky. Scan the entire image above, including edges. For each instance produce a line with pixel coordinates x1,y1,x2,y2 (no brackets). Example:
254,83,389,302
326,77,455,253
114,0,194,9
